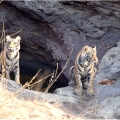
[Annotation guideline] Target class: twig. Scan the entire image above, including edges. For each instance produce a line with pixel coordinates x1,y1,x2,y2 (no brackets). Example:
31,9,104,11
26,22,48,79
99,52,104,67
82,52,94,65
54,63,58,78
0,23,5,50
0,23,4,42
0,0,3,3
44,44,74,93
43,63,58,93
15,69,41,94
29,72,54,89
28,69,41,86
9,29,21,37
0,22,8,85
3,22,5,50
0,29,21,44
14,82,28,95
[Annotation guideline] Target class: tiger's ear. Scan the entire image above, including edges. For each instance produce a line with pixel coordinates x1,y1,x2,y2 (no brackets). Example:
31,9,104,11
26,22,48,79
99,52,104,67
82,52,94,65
92,45,96,52
16,36,21,43
84,46,89,51
6,35,11,41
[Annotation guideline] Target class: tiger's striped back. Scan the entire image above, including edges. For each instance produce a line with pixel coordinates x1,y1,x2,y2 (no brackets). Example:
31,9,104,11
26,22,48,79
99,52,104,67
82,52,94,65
0,35,21,85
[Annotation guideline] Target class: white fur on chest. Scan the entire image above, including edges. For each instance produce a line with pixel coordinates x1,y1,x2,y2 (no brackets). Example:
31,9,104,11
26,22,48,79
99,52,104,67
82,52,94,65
6,52,19,71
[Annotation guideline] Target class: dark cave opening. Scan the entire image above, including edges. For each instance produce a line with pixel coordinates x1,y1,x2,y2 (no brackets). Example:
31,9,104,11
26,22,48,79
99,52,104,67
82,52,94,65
9,50,68,93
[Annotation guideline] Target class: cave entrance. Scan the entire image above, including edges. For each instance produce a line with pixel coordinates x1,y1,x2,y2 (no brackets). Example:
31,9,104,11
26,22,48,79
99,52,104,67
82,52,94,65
10,51,67,93
10,73,61,93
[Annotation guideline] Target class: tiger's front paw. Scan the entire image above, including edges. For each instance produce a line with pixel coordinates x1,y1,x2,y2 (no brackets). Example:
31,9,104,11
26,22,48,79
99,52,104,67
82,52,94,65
15,79,22,87
18,83,22,87
86,90,95,97
68,80,75,86
74,88,82,96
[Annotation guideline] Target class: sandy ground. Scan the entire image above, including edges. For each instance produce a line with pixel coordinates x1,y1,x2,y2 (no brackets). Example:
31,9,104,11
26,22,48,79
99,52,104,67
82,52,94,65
0,84,84,120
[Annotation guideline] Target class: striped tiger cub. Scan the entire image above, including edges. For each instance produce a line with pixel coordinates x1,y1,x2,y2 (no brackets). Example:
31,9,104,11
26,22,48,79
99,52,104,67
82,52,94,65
69,45,98,97
0,35,21,85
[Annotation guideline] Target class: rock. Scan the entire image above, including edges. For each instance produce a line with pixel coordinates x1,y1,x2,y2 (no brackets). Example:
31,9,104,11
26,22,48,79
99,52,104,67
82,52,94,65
1,79,103,119
1,1,120,86
95,41,120,98
93,41,120,118
5,79,78,104
114,106,120,119
54,86,76,97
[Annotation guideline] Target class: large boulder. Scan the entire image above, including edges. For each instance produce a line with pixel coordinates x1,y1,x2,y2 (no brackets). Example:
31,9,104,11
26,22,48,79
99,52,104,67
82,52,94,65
93,41,120,119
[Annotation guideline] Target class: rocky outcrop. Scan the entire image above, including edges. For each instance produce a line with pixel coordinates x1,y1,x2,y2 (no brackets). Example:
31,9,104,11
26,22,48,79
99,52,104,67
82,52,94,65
1,1,120,87
6,79,78,103
93,40,120,119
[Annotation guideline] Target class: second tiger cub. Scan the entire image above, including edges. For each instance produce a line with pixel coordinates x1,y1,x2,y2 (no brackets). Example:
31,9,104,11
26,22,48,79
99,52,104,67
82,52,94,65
69,45,98,97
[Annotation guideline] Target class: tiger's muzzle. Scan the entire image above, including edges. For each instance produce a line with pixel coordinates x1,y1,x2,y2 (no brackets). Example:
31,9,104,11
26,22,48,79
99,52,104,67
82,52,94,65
8,48,15,52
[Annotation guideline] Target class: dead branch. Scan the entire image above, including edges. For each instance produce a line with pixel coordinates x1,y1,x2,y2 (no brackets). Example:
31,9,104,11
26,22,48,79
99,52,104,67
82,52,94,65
0,23,5,50
15,69,41,94
44,44,74,93
0,0,3,3
0,29,21,44
3,23,5,49
28,69,41,86
15,82,28,95
28,72,54,90
9,29,21,37
54,63,58,78
0,23,8,85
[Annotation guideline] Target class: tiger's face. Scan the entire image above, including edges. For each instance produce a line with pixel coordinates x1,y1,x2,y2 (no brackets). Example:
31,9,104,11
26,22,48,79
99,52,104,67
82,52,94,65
79,46,97,68
5,35,21,54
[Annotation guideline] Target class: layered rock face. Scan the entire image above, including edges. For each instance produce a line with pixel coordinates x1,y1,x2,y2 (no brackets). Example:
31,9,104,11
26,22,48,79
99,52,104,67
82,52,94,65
0,1,120,86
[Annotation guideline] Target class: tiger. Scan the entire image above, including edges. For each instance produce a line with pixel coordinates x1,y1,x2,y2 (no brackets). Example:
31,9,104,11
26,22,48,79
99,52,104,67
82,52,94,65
0,35,21,85
69,45,98,97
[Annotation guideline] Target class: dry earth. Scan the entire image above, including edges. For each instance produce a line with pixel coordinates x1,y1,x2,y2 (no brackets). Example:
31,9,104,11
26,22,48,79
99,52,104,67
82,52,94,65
0,83,82,120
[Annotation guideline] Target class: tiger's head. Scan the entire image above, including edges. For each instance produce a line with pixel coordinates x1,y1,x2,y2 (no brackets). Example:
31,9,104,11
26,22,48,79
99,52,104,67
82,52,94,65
79,45,98,68
5,35,21,54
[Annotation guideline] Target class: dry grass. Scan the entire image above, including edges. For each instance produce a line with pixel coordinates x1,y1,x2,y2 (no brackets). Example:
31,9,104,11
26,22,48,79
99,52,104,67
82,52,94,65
0,84,82,120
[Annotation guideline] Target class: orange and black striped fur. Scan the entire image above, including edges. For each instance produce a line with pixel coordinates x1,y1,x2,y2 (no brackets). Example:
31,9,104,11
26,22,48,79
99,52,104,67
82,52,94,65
69,45,98,97
0,35,21,84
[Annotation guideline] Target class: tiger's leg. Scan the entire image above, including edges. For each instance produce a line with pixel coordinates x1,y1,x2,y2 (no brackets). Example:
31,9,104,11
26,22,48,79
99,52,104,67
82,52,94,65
82,79,89,89
86,69,95,97
74,68,82,95
68,66,76,87
14,66,21,85
6,69,10,80
94,67,97,77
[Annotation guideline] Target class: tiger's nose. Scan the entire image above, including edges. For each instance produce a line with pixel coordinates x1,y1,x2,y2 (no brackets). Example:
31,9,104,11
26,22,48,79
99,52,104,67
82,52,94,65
9,48,12,50
8,47,13,52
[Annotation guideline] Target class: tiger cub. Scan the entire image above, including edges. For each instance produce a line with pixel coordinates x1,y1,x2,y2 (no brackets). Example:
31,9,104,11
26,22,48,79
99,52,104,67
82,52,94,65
0,35,21,85
69,45,98,97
